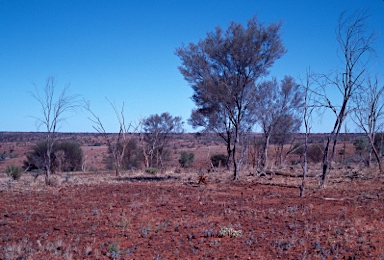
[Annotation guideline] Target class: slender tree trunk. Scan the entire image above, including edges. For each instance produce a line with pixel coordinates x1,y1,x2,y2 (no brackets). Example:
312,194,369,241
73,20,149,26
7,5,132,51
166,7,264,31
262,133,271,170
368,134,383,172
226,137,232,170
279,143,284,166
45,149,51,185
300,131,308,197
321,104,345,188
300,115,309,197
232,129,239,180
45,136,53,185
321,129,342,188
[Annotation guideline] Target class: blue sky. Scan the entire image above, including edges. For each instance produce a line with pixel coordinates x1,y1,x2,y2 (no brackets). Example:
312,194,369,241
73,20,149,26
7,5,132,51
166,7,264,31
0,0,383,133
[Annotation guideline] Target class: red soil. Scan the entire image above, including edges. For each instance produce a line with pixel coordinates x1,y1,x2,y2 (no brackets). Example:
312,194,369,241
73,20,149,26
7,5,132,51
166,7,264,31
1,171,384,259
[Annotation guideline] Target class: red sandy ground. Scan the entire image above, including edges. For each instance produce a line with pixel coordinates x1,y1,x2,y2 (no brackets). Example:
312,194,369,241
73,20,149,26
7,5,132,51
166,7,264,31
1,170,384,259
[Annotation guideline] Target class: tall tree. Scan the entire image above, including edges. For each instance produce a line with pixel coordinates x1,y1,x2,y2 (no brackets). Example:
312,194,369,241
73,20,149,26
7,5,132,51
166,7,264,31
318,10,375,187
176,16,286,180
256,76,303,169
142,112,184,169
31,77,80,185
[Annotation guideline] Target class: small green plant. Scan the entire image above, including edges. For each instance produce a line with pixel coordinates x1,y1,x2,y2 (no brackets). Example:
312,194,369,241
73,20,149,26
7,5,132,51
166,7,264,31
9,153,18,159
145,167,158,174
179,151,195,168
5,165,23,180
141,225,151,238
0,151,6,162
64,172,71,182
116,214,130,228
108,242,120,259
353,136,369,156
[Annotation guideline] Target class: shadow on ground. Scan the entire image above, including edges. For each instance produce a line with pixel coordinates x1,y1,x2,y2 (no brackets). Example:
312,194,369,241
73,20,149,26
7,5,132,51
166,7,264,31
115,175,180,182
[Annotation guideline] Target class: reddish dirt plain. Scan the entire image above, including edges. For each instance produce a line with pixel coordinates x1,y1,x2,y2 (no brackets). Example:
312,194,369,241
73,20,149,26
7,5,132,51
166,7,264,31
1,169,384,259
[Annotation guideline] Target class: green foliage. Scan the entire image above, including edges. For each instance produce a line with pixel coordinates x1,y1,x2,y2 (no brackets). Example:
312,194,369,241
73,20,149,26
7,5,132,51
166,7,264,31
105,138,142,171
307,144,324,163
145,167,158,174
0,151,6,162
291,143,304,155
9,153,18,159
23,140,83,173
292,143,324,163
5,164,23,180
107,242,120,260
374,133,384,154
179,151,195,168
353,136,369,155
143,112,184,169
210,154,228,168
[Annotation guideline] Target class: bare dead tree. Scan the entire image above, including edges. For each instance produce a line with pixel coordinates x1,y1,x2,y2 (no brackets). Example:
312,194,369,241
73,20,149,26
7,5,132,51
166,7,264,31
31,76,81,185
300,69,316,197
84,99,141,177
352,75,384,172
317,10,375,188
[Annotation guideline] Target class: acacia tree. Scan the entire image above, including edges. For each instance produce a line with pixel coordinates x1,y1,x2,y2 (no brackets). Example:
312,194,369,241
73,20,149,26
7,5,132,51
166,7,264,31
85,100,140,177
352,76,384,172
256,76,303,170
31,77,80,185
142,112,184,169
176,17,286,180
317,10,375,187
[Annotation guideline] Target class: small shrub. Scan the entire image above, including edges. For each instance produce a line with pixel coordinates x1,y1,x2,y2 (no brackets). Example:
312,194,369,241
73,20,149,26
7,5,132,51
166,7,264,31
210,154,228,168
179,151,195,168
23,140,83,173
5,165,23,180
108,242,120,260
145,167,158,174
0,151,6,162
218,227,242,238
291,143,304,155
307,144,324,163
9,153,18,159
353,136,369,156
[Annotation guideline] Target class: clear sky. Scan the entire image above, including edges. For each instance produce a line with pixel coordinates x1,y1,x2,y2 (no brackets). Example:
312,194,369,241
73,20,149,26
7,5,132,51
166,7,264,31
1,0,383,133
